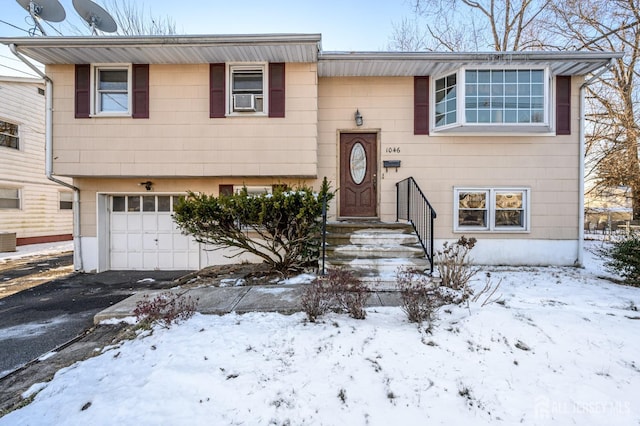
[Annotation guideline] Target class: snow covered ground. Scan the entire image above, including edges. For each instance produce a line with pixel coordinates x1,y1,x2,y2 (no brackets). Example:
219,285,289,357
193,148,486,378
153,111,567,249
1,241,639,425
0,241,73,262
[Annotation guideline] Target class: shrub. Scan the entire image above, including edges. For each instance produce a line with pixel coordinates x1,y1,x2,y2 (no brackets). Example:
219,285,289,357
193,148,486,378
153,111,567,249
302,268,369,321
133,291,197,328
435,236,478,290
397,269,439,325
173,178,334,276
599,236,640,286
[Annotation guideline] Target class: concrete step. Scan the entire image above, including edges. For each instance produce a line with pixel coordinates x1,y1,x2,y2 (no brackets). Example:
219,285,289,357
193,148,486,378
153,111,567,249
325,257,431,273
326,243,425,259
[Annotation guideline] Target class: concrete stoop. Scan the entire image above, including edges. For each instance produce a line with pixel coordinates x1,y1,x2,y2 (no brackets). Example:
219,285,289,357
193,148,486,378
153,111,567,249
324,221,434,290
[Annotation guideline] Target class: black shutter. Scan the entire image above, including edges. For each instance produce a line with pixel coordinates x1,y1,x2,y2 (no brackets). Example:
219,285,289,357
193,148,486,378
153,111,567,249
210,63,226,118
556,76,571,135
132,64,149,119
414,76,429,135
75,64,90,119
269,63,285,118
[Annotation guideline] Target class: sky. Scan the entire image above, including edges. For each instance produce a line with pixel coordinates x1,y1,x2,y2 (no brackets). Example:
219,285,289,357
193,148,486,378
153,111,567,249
0,0,411,78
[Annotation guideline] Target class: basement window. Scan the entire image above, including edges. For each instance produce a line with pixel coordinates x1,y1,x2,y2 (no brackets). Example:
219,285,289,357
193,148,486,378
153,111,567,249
454,188,530,232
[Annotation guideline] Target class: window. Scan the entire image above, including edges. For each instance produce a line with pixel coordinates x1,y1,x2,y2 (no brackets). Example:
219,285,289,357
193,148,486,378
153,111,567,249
433,68,548,131
59,192,73,210
94,65,131,115
0,188,20,209
454,188,529,232
0,120,19,150
230,65,265,113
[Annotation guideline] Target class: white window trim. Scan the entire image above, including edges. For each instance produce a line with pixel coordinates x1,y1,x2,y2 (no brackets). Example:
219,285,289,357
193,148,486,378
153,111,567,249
0,118,20,150
227,63,268,117
454,187,530,233
432,66,551,134
0,187,21,210
90,64,132,117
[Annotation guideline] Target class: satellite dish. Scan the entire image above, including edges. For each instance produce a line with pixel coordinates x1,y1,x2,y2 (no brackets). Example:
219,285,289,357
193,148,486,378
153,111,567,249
72,0,118,35
16,0,66,35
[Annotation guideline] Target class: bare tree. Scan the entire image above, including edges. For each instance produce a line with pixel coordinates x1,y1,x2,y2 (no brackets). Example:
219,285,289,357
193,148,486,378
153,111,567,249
550,0,640,219
390,0,554,51
102,0,177,35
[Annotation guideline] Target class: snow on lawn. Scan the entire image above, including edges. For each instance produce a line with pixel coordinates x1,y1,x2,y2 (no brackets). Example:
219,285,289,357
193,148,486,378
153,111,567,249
2,248,640,425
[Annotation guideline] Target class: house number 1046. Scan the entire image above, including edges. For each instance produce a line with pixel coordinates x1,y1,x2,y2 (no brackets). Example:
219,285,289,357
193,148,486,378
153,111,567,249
385,147,400,153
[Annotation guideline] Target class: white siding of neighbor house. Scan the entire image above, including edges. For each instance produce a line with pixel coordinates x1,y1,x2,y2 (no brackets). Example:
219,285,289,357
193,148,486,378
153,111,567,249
0,77,73,241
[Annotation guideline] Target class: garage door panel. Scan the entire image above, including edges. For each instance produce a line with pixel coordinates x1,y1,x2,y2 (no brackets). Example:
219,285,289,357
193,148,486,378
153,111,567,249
142,234,159,250
127,233,143,251
111,234,128,251
158,215,174,231
142,215,158,231
157,233,173,249
127,215,142,231
111,215,128,232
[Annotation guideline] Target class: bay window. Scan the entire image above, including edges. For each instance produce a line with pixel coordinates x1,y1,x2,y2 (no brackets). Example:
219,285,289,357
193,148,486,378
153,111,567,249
434,68,550,132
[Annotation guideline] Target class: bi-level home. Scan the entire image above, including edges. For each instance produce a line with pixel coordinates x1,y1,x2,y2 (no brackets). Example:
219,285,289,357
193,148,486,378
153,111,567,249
0,75,73,249
1,34,620,272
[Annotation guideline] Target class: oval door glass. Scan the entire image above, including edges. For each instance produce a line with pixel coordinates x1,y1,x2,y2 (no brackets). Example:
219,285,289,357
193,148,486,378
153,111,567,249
350,142,367,185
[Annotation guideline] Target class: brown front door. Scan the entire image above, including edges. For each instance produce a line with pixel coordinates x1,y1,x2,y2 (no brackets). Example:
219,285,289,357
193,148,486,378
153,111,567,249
339,133,377,217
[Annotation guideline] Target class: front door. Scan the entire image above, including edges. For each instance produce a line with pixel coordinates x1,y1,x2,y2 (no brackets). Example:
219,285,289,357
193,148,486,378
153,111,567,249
339,132,377,217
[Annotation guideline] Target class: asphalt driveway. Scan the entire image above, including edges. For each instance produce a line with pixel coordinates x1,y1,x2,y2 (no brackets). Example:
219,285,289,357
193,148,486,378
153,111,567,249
0,267,187,377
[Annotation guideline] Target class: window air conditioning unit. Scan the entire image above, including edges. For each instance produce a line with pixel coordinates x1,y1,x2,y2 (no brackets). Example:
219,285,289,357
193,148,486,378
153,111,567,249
233,94,256,111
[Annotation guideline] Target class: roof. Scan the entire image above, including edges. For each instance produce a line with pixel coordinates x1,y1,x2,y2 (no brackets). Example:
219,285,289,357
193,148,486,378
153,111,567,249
0,34,322,64
0,75,44,84
1,34,622,77
317,51,623,77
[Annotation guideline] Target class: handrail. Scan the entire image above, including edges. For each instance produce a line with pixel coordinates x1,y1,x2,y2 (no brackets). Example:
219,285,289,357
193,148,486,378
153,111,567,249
396,177,437,273
321,193,328,275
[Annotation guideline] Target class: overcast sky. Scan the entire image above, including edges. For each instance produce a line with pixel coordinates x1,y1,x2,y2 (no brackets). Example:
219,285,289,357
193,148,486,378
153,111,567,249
1,0,409,78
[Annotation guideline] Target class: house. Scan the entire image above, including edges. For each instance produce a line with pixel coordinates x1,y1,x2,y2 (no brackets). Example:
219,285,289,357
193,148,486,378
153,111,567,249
0,34,620,271
0,75,73,249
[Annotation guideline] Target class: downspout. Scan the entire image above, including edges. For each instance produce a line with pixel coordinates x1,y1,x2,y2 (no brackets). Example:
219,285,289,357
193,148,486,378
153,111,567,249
578,59,614,266
10,44,83,270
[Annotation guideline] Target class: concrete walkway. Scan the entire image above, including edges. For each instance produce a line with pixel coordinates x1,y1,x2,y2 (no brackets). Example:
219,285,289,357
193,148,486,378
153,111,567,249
94,285,403,323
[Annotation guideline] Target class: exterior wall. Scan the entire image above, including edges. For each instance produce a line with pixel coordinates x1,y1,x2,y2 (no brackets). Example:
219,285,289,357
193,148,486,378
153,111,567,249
0,78,73,244
47,63,318,178
318,76,582,246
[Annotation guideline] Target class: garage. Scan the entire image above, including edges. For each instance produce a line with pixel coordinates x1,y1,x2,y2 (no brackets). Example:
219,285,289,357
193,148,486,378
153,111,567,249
109,195,200,270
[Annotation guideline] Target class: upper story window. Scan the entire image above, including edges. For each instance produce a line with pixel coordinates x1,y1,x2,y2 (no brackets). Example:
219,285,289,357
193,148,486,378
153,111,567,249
230,65,265,114
0,120,19,150
434,68,549,133
0,188,20,209
455,187,530,232
93,65,131,115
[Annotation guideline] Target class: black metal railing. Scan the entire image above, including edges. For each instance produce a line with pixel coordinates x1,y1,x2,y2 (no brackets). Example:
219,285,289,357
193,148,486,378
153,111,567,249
396,177,437,273
321,193,328,275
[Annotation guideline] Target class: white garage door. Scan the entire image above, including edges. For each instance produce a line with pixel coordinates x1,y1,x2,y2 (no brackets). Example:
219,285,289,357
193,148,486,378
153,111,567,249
110,195,200,270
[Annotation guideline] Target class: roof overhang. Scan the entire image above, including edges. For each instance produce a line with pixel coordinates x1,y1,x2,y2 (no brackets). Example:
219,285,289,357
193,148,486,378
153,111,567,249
0,34,321,64
318,51,624,77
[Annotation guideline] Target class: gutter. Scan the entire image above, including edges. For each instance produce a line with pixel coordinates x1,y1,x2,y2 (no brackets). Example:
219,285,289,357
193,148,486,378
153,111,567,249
577,58,615,266
9,44,83,271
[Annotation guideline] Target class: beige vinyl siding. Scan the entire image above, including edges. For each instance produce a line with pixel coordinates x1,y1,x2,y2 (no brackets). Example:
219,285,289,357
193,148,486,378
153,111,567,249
74,177,315,237
318,75,582,241
0,78,73,240
48,63,318,178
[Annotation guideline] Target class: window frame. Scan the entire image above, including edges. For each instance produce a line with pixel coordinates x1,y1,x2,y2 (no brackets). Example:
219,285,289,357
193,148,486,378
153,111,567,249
0,119,20,150
432,66,551,133
0,187,21,210
227,63,268,116
91,64,132,117
454,187,530,233
59,191,73,210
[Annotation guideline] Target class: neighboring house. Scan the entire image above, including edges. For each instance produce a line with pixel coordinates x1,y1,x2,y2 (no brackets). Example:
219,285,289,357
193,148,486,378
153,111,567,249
1,35,620,271
0,75,73,247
